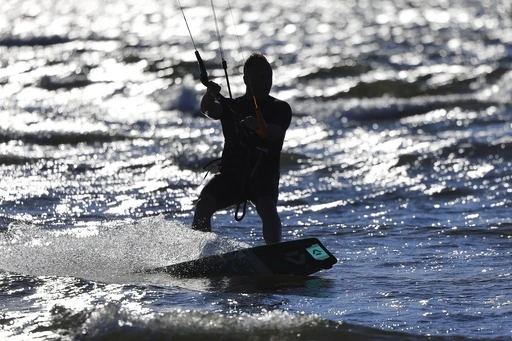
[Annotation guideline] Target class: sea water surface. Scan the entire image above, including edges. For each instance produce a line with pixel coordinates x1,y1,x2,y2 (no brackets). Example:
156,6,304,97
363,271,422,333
1,0,511,339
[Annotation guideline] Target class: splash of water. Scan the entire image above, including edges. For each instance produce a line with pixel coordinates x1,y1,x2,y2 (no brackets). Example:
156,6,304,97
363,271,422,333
0,216,248,283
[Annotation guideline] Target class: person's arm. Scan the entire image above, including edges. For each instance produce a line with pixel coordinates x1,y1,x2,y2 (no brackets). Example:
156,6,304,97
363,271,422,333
200,82,223,119
264,123,284,142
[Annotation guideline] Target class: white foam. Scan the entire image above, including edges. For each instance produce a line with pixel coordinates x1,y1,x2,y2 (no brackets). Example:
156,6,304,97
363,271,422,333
0,216,248,283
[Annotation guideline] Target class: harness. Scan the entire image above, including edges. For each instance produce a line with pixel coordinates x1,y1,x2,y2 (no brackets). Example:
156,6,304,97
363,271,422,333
203,100,270,222
234,144,269,221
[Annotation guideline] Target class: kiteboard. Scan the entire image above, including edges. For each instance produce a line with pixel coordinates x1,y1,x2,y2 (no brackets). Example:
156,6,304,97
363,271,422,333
150,238,337,278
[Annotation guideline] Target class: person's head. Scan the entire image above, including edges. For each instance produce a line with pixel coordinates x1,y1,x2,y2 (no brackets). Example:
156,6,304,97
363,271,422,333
243,53,273,100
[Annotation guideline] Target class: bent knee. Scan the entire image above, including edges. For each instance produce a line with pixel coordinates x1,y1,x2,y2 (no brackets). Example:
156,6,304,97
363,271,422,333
256,196,277,208
256,197,278,215
196,194,218,214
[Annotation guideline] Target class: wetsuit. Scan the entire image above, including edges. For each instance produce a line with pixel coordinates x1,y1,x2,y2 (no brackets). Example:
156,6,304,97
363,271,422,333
199,95,292,209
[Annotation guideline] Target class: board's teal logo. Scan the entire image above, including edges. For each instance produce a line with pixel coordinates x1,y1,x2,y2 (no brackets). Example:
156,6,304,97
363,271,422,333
306,244,330,261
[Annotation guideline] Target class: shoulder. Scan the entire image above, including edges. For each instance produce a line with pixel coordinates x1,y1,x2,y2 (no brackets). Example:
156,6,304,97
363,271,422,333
269,96,292,114
266,96,292,129
235,95,250,105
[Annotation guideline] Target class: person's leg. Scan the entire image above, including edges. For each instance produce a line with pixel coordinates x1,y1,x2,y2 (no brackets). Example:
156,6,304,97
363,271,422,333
255,196,281,244
192,193,217,232
192,173,239,232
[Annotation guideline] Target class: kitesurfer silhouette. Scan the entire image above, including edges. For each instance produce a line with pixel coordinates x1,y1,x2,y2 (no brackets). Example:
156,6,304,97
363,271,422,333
192,53,292,244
